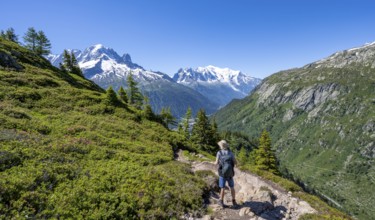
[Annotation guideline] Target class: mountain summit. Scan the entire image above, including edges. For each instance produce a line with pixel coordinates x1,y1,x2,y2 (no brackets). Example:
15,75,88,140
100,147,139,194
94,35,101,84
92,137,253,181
47,45,219,118
173,66,261,107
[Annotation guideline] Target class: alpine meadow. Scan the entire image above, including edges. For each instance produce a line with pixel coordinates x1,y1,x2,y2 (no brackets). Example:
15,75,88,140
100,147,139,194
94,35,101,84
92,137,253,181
2,1,375,219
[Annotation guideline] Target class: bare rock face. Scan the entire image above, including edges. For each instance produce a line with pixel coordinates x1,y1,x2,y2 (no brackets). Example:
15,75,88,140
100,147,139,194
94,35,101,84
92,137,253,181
313,42,375,68
256,82,340,112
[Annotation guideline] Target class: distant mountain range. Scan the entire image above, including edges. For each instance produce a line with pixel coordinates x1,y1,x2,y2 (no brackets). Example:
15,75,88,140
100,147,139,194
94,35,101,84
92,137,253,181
47,44,261,117
214,41,375,220
174,66,261,107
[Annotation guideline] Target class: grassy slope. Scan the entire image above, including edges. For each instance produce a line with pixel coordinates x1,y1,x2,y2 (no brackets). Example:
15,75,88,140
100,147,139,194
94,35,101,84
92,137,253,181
0,39,207,219
215,65,375,219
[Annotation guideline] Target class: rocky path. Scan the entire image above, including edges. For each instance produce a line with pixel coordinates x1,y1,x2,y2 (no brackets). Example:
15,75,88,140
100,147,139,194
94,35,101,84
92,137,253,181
177,150,316,220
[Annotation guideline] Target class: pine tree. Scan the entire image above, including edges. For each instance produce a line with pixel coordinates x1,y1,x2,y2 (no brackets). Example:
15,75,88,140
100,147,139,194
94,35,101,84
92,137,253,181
182,107,192,140
23,27,38,52
63,50,72,69
118,86,128,104
105,86,119,106
70,53,83,76
210,118,220,145
254,130,278,174
238,147,248,166
1,28,18,43
191,109,216,153
35,30,51,55
142,96,155,120
177,124,183,135
61,50,83,76
59,62,67,73
160,107,176,128
127,73,143,109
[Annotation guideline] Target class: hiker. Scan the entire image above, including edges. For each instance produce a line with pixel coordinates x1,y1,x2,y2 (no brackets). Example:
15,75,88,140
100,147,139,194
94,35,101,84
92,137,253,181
215,140,238,208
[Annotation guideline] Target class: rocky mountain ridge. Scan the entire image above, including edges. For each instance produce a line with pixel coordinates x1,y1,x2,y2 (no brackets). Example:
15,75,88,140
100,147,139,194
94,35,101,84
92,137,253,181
48,45,261,116
214,42,375,219
47,45,219,118
173,66,261,107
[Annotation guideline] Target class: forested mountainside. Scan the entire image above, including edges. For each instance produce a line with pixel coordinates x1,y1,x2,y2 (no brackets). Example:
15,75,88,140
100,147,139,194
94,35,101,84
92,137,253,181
0,38,207,219
214,42,375,219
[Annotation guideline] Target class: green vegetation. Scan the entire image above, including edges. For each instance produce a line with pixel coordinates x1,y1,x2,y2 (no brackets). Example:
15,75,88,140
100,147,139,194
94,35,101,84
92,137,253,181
253,130,278,174
127,73,143,109
190,109,219,154
214,58,375,219
0,38,208,219
0,28,18,43
118,86,128,104
61,50,83,77
23,27,51,56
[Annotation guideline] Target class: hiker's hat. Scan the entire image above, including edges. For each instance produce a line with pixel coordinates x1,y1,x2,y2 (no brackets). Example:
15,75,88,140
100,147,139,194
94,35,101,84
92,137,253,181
218,140,229,149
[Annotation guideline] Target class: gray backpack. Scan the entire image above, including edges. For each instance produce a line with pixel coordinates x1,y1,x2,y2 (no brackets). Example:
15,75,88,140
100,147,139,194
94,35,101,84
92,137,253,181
219,150,234,178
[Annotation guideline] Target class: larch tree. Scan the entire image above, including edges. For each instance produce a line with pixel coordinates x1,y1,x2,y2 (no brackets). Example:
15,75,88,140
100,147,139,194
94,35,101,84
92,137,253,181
23,27,38,52
160,107,176,129
105,86,119,106
70,53,83,76
127,73,143,109
182,107,192,140
142,96,155,120
118,86,128,104
1,28,18,43
35,30,51,55
61,50,83,76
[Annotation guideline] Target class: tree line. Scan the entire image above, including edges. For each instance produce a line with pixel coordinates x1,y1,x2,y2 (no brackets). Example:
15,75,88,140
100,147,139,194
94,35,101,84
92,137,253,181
175,107,279,174
103,74,279,174
1,27,51,56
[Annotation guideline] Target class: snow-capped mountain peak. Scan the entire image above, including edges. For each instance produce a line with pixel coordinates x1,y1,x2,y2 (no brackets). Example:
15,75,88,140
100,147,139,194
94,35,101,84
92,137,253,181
174,65,258,85
172,65,262,107
48,44,168,82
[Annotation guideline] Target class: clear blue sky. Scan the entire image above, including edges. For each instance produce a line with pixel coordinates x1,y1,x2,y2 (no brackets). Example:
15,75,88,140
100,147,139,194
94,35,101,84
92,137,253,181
2,0,375,78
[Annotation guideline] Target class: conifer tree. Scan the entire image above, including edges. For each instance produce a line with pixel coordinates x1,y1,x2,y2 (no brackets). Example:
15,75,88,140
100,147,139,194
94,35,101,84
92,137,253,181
105,86,119,106
254,130,278,174
59,62,67,73
23,27,38,52
160,107,176,128
35,30,51,55
191,109,216,153
142,96,155,120
177,124,183,135
63,50,72,69
182,107,192,140
118,86,128,104
61,50,83,76
127,73,143,109
1,28,18,43
70,53,83,76
238,146,248,166
210,118,220,145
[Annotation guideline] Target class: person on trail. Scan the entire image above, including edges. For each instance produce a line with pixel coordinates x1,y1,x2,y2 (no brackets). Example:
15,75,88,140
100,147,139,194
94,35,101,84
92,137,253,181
215,140,238,208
